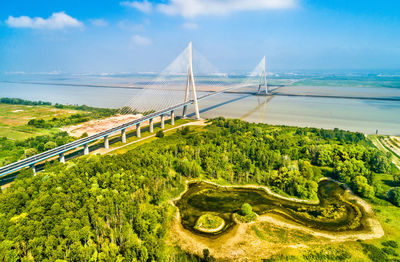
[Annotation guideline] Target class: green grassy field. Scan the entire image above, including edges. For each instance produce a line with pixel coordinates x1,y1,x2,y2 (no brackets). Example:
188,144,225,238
0,104,87,140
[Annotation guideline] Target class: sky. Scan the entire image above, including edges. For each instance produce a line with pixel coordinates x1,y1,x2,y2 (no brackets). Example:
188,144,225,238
0,0,400,74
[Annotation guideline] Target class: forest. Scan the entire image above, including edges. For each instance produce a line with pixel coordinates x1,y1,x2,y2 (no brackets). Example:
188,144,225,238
0,118,398,261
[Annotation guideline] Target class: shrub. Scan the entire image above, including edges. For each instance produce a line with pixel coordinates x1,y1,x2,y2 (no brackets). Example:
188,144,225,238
156,130,164,138
241,203,253,216
361,243,387,262
382,240,398,248
387,187,400,206
180,126,190,135
236,203,257,223
381,247,398,256
303,246,351,261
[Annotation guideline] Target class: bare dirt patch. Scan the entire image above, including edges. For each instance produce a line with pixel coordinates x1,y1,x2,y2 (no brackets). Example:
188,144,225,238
60,114,165,137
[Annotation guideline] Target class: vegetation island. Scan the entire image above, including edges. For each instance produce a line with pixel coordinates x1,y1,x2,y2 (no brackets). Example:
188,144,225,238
0,98,399,261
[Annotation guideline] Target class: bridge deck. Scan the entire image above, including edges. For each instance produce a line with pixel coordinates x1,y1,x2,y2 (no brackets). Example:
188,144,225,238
0,84,246,177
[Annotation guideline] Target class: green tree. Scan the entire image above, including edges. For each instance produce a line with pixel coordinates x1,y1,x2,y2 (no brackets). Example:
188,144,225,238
25,148,38,157
241,203,252,216
334,158,369,185
44,141,57,150
0,240,19,262
387,187,400,206
354,176,375,198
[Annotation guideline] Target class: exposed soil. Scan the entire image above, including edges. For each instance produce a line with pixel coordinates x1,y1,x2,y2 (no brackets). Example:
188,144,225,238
168,180,384,261
60,114,165,137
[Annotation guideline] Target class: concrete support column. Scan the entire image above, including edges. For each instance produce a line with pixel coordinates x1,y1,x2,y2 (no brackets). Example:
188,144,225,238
149,118,154,133
136,123,141,138
59,153,65,164
161,114,165,129
104,136,109,149
84,143,89,155
30,164,36,176
171,110,175,125
182,105,188,118
121,129,126,143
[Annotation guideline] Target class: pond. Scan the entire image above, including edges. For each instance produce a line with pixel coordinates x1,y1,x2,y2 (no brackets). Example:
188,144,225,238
175,180,369,236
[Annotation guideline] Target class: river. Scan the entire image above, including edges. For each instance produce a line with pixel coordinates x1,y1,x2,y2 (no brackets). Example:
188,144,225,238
0,73,399,135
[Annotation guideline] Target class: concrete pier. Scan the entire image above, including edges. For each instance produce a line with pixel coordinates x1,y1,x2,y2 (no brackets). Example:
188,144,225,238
136,123,141,138
149,118,154,133
182,105,187,118
161,114,165,129
171,110,175,125
30,164,36,175
84,143,89,155
59,153,65,164
121,129,126,143
104,136,109,149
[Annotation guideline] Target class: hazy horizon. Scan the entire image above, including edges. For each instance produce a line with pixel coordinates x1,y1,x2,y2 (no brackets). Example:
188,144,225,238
1,0,400,74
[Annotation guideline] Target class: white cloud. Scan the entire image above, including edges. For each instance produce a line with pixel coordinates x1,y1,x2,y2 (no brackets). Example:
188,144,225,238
182,22,199,30
90,18,108,27
157,0,297,18
6,12,83,29
132,35,152,46
121,0,152,13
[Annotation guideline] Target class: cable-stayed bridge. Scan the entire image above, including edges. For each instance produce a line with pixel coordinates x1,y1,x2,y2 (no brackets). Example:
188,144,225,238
2,41,399,179
0,42,270,178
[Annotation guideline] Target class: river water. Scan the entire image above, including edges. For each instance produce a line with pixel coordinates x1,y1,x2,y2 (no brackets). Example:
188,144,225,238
0,73,399,135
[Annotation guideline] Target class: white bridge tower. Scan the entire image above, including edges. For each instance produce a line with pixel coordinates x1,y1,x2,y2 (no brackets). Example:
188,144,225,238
257,56,269,95
182,41,201,119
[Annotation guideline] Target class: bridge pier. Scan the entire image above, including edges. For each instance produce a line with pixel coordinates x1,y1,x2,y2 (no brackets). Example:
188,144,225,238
104,135,109,149
149,118,154,133
182,105,187,118
84,143,89,155
161,114,165,129
30,164,36,176
121,129,126,143
136,123,141,138
171,110,175,125
59,153,65,164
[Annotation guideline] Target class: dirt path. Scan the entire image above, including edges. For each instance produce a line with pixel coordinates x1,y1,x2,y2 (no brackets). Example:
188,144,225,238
168,180,384,261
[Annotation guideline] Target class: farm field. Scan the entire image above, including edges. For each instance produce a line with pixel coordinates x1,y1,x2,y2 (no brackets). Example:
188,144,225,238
0,103,87,140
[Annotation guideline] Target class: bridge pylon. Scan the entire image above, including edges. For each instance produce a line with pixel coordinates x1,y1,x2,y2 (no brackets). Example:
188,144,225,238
257,56,269,95
182,41,201,119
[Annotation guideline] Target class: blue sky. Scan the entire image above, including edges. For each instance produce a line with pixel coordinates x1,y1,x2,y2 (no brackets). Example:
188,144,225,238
1,0,400,74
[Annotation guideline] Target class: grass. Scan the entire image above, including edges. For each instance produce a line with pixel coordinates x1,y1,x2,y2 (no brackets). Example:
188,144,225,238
251,225,268,241
250,222,317,245
0,104,86,140
194,214,224,230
